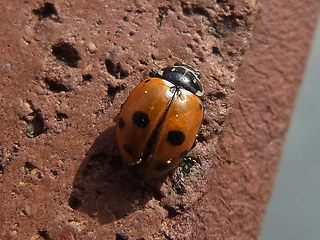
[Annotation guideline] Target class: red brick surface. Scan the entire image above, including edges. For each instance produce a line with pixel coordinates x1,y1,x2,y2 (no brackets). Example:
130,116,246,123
0,0,319,239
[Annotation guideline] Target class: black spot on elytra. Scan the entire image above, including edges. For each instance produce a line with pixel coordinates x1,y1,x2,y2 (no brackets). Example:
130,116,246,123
105,59,129,79
123,144,133,155
118,118,125,129
199,103,203,111
51,42,81,68
132,111,149,128
33,2,59,21
167,130,185,146
179,150,189,158
144,79,150,83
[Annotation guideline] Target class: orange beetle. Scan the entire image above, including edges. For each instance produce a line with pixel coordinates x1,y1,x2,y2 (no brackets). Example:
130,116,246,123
116,62,204,179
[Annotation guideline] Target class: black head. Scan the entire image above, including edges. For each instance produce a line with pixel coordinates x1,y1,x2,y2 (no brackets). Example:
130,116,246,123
158,62,203,96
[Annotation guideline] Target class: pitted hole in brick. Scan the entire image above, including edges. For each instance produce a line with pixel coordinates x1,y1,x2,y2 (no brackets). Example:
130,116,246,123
56,112,69,121
227,51,235,57
51,42,81,68
82,74,93,82
226,160,233,165
139,59,148,66
217,0,226,5
181,2,192,16
115,233,129,240
51,169,58,176
25,111,46,138
23,162,43,179
164,204,183,218
0,163,4,175
68,195,82,210
44,77,70,93
196,132,206,143
105,59,129,79
38,230,51,240
202,118,209,125
212,46,222,57
157,6,169,27
24,162,37,171
207,91,226,100
107,83,126,101
33,2,59,21
181,2,210,18
215,14,244,36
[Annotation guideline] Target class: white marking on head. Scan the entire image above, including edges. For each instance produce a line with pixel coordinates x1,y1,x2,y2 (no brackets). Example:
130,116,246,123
195,90,203,97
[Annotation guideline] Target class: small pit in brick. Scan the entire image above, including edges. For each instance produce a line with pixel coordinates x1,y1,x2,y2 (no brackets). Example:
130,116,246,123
157,6,169,27
105,59,128,79
24,161,37,171
44,77,70,93
68,195,82,210
212,46,222,57
214,14,243,36
25,112,46,138
38,230,51,240
107,83,126,102
56,112,69,121
82,74,93,82
164,204,183,218
207,91,226,100
33,2,59,21
51,170,58,177
51,42,81,68
115,233,129,240
181,2,210,18
0,163,4,175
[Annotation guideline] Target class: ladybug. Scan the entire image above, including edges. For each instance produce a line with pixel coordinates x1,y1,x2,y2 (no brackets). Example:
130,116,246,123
116,62,204,179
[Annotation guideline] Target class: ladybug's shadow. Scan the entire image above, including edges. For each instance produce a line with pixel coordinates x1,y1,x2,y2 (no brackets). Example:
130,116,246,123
69,126,158,224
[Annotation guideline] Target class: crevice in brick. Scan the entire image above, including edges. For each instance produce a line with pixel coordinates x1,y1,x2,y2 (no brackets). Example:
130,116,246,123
51,41,81,68
33,2,60,22
105,59,128,79
44,77,70,92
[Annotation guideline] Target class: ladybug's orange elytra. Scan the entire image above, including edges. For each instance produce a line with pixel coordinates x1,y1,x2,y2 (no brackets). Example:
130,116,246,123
116,62,204,179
